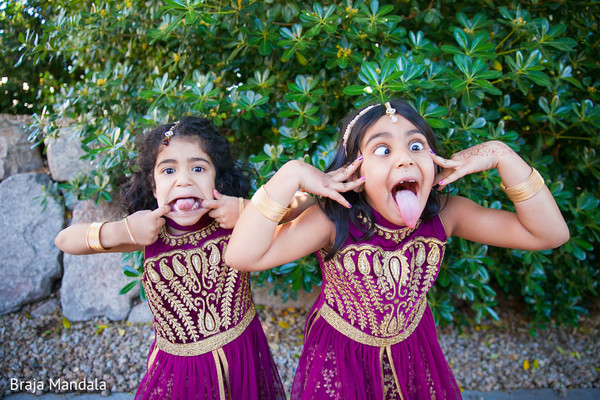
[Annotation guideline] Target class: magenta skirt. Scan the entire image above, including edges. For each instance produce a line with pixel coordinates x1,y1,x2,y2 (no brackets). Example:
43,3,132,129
290,305,461,400
135,316,286,400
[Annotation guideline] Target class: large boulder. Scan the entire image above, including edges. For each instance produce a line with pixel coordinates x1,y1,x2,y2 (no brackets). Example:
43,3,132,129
0,173,64,315
0,115,43,181
45,125,93,182
60,199,139,321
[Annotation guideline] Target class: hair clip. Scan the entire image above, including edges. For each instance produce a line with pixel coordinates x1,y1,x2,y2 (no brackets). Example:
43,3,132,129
384,102,397,122
162,121,179,146
342,104,378,154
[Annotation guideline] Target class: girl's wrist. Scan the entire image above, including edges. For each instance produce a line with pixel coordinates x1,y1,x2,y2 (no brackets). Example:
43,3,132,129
266,160,305,202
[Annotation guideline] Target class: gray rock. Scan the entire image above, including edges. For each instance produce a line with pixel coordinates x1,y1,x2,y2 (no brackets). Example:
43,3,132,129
0,115,43,180
127,301,153,324
60,200,139,321
45,125,94,182
30,298,60,318
0,173,63,315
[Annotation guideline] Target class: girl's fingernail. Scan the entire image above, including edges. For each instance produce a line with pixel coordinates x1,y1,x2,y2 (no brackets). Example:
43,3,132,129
348,204,353,208
438,180,444,185
429,149,435,154
357,155,363,161
360,176,366,181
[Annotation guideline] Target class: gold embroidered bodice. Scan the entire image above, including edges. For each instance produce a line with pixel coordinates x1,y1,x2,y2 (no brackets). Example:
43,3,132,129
143,223,254,356
317,218,446,346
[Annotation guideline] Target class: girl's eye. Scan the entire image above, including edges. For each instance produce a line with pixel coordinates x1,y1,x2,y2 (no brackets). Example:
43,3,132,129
192,166,205,173
163,167,175,174
409,141,424,152
373,145,390,156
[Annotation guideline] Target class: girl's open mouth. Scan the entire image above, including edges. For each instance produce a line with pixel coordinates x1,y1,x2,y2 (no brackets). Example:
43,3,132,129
391,180,420,228
169,197,202,214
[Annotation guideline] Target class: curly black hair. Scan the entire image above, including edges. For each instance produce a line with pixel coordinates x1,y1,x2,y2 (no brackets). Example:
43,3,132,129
121,116,250,215
320,99,448,261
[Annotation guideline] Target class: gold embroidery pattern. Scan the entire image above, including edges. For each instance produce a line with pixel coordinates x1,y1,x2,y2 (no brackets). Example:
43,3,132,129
319,235,445,346
159,222,219,247
359,214,421,244
156,307,256,356
143,233,254,355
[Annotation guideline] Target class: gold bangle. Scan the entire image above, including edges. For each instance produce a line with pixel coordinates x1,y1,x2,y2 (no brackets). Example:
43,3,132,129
86,222,107,252
238,197,245,217
124,217,138,246
501,168,545,202
251,186,291,223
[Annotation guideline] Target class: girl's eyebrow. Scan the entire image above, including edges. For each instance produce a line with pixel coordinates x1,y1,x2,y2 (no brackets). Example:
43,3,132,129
156,157,211,167
364,131,392,147
364,129,423,147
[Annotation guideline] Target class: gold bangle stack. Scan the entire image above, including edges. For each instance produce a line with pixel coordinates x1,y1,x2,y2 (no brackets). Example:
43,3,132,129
86,222,107,251
500,168,545,203
251,186,291,223
124,217,138,246
238,197,245,217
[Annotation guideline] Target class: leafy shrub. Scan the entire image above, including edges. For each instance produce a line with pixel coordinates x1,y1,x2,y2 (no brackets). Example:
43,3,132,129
16,0,599,326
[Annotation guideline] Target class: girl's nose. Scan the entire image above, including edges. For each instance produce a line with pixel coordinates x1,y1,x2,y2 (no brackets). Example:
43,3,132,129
175,171,192,186
395,153,415,168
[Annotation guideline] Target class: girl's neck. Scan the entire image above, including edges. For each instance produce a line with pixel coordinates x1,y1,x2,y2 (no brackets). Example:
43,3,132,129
370,207,411,230
165,214,212,235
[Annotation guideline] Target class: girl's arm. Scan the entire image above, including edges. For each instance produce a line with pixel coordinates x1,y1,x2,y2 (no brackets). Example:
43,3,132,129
434,141,569,250
203,190,316,229
54,205,171,255
225,158,364,271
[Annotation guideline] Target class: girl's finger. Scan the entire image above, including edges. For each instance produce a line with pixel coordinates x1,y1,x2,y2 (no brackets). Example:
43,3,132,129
325,190,352,208
202,199,219,210
151,204,172,217
437,170,465,188
213,189,222,200
339,156,364,180
430,153,460,169
336,176,365,192
329,155,363,181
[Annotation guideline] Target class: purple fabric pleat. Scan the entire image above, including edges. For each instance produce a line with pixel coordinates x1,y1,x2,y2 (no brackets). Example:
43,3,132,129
290,306,461,400
136,316,285,399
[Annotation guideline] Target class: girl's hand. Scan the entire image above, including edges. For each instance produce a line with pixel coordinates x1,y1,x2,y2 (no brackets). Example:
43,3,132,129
293,157,365,208
126,205,170,246
431,141,513,189
204,190,242,229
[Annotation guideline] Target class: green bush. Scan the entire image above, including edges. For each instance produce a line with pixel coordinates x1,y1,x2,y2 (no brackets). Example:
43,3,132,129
16,0,599,327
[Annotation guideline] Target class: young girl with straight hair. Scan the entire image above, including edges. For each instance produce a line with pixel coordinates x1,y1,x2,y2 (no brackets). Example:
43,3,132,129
55,116,288,399
225,99,569,400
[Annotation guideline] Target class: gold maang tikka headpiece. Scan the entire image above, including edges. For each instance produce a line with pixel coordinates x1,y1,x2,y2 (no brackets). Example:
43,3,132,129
162,121,180,146
384,102,398,122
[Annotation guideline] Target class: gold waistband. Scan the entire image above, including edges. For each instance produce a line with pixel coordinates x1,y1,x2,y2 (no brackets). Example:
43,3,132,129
155,306,256,356
319,298,428,347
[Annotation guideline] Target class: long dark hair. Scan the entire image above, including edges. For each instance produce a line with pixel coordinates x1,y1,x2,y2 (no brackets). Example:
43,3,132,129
121,116,250,214
320,99,446,260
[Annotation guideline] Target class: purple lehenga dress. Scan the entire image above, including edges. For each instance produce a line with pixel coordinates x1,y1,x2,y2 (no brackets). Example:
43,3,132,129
135,216,285,400
290,210,461,400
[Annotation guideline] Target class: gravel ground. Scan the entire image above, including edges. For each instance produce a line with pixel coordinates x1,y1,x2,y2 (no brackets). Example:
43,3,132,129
1,292,599,397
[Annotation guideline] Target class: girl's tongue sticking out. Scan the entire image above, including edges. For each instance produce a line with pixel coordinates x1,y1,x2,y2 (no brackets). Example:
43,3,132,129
171,198,201,213
393,185,420,228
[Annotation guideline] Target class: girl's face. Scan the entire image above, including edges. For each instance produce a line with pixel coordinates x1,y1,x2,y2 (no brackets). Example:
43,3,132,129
358,115,436,227
153,136,216,226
